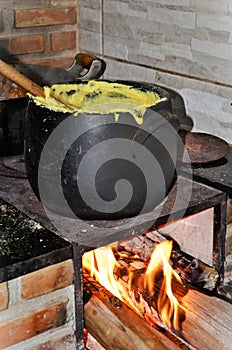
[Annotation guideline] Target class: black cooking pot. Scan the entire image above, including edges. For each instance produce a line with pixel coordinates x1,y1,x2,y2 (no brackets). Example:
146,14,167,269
25,80,180,220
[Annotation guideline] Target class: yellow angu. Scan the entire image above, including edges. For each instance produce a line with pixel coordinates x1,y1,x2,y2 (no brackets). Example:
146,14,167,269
30,80,166,125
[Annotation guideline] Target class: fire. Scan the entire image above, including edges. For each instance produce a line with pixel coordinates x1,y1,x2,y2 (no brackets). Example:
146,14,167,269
144,240,183,330
82,246,124,300
83,240,184,331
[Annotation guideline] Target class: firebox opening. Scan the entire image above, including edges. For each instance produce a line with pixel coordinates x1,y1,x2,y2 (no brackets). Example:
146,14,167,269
82,229,220,349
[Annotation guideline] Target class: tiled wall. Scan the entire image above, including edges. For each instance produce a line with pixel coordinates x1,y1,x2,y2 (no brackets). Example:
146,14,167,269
79,0,232,143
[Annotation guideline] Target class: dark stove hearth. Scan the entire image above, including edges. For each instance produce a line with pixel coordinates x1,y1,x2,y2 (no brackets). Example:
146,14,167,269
0,152,229,349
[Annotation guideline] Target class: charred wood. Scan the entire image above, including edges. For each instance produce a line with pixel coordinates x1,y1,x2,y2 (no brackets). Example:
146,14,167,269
84,272,232,350
84,275,194,350
117,230,219,292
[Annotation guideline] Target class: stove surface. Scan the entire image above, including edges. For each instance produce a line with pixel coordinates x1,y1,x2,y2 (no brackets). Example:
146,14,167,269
0,154,226,286
181,145,232,197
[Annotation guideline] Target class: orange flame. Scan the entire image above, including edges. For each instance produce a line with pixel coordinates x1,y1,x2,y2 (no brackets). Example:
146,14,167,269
83,240,184,331
144,240,183,330
82,246,124,300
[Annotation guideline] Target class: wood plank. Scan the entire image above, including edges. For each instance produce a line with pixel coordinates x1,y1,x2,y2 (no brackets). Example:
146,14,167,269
83,229,232,350
84,278,195,350
84,245,232,350
84,275,232,350
117,230,219,291
181,289,232,347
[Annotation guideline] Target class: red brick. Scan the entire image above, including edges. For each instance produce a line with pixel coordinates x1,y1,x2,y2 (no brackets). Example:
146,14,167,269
51,31,76,52
0,300,67,349
22,56,75,69
27,56,75,68
21,260,73,299
0,283,8,311
15,7,77,28
8,35,44,55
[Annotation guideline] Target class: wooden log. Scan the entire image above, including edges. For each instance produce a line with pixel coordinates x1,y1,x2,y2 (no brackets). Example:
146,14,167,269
84,274,232,350
83,230,229,349
84,277,194,350
117,230,219,292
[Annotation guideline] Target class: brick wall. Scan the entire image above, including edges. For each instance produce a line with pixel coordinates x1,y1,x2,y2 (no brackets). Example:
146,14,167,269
0,0,79,68
0,260,76,349
0,2,79,347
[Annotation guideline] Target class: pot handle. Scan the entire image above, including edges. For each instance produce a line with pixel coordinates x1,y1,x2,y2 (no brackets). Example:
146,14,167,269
68,52,106,80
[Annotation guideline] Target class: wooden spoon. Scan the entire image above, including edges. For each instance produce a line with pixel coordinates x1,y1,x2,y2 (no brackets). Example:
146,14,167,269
0,59,74,111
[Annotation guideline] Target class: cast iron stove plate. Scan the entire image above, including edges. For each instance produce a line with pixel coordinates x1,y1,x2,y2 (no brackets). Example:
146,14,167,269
181,132,229,163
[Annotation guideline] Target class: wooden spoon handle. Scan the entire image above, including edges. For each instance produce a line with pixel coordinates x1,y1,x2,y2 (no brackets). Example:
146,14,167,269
0,59,75,111
0,59,45,98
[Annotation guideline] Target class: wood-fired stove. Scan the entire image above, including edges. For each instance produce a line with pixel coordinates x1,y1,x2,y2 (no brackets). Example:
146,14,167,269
0,154,227,349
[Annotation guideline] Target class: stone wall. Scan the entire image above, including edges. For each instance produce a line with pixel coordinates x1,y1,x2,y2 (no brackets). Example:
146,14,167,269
79,0,232,143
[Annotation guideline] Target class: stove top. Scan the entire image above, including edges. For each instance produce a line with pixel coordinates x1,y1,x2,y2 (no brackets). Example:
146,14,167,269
0,154,227,285
180,145,232,197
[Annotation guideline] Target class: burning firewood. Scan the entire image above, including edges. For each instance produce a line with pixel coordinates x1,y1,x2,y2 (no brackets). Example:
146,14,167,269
83,229,219,337
83,275,193,350
83,263,232,350
83,236,187,333
118,230,219,292
82,229,226,349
